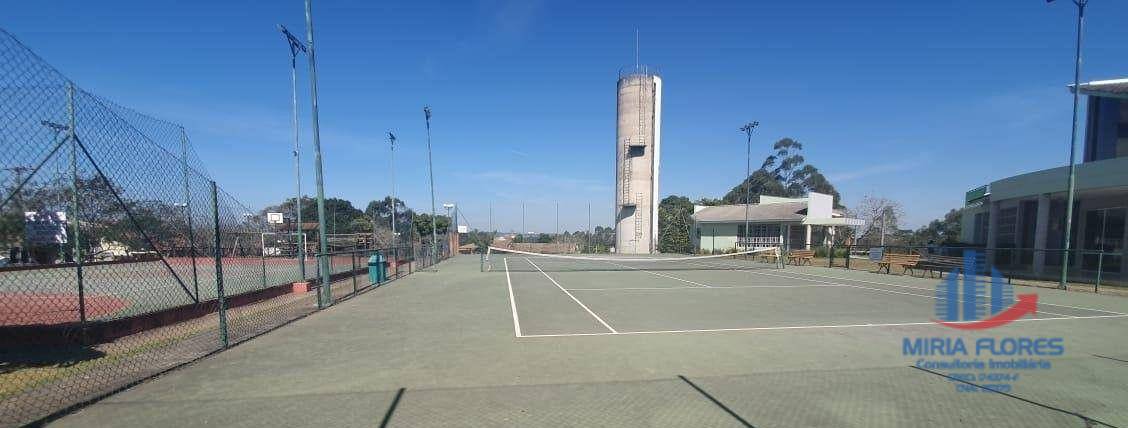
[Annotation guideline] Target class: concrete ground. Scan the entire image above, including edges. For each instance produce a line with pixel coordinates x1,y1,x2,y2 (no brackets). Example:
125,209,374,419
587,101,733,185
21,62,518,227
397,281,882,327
49,254,1128,427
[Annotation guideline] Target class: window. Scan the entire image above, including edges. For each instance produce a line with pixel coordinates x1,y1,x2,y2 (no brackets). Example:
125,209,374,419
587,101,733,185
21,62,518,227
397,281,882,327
1084,97,1128,162
997,207,1018,247
973,212,989,245
1082,208,1125,273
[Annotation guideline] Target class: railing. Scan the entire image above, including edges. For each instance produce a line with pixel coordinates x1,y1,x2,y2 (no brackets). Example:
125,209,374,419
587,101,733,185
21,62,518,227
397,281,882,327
737,236,781,247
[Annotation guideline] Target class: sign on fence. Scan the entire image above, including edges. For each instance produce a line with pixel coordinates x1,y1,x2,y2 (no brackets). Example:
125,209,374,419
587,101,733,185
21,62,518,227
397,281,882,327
24,211,67,244
868,247,884,261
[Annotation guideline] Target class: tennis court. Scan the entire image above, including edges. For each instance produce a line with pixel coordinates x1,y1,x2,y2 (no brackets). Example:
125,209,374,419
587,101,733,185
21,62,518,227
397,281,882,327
490,248,1124,338
47,254,1128,427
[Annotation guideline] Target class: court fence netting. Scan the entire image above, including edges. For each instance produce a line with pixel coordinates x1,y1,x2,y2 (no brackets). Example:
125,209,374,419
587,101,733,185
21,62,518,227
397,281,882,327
483,246,783,273
0,28,454,427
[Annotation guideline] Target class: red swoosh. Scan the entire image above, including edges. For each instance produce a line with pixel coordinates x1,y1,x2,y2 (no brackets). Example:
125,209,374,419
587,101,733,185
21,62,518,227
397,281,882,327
933,294,1038,330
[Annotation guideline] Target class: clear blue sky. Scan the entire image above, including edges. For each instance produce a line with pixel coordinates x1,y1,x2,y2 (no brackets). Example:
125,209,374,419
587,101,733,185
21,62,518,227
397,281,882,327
6,0,1128,232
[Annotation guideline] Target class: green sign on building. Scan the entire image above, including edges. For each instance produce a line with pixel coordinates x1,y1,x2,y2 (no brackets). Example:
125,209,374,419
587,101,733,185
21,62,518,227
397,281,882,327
965,185,989,205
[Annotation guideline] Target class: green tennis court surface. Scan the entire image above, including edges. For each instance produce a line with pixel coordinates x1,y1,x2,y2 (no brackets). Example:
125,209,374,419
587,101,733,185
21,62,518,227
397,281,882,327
50,255,1128,427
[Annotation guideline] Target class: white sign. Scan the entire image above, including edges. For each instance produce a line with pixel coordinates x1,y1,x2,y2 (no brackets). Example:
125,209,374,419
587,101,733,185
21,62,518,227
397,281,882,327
267,212,285,224
457,225,469,234
25,211,68,244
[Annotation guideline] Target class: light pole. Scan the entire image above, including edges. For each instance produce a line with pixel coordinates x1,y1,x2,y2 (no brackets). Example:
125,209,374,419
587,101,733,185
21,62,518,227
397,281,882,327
443,203,455,256
387,131,397,246
739,121,759,250
1048,0,1088,290
278,24,307,281
423,106,438,263
303,0,331,308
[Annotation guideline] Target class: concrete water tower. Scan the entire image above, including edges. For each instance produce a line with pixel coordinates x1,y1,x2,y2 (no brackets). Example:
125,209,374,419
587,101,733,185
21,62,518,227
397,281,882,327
614,66,662,254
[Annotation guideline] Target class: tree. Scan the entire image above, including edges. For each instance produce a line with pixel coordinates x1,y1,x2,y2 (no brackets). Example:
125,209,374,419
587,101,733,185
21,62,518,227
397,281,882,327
912,208,964,245
694,197,725,206
851,195,905,245
722,138,843,207
413,213,451,239
658,195,693,254
722,169,787,204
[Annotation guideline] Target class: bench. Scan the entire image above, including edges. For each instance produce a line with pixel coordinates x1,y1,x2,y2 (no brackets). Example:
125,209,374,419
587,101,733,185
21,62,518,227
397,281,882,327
917,255,964,278
875,254,920,275
759,252,780,264
787,249,815,266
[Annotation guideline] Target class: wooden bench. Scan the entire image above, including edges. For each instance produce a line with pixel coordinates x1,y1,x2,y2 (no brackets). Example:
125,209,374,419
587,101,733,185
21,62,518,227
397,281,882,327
759,252,780,264
917,255,964,278
787,249,815,266
875,254,920,275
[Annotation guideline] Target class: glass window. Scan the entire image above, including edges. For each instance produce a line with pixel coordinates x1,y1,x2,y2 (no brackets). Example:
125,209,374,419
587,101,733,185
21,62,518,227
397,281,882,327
1082,208,1125,273
997,207,1018,247
1084,97,1127,162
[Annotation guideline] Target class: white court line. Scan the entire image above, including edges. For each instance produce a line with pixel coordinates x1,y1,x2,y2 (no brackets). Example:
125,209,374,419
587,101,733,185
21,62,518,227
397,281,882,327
503,258,522,338
525,257,618,333
518,314,1128,338
766,266,1128,316
597,260,712,288
565,284,849,291
699,256,1123,316
688,259,1078,319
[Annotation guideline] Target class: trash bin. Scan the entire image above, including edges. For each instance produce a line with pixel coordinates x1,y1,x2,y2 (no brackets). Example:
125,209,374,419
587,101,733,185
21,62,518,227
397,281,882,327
368,253,386,284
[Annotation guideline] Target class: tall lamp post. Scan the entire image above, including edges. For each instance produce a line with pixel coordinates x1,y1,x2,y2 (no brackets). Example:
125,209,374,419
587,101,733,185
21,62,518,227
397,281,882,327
1048,0,1088,290
443,203,455,257
278,24,307,281
423,106,438,263
739,121,759,250
303,0,331,307
387,131,397,246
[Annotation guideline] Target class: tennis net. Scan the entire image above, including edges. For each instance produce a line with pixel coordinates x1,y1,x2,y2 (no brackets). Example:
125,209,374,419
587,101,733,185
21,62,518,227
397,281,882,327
484,246,782,272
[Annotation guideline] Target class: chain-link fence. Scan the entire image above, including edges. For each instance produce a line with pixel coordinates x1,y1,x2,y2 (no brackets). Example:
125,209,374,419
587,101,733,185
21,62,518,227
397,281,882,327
0,28,452,426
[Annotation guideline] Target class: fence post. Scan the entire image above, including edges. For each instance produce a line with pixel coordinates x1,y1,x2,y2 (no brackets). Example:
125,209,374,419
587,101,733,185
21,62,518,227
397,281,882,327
1095,252,1103,293
180,129,200,301
65,83,86,326
351,250,358,293
260,232,267,291
211,181,228,349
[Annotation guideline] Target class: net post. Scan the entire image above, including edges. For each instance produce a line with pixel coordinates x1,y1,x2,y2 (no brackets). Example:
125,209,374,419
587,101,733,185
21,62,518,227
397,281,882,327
351,250,358,292
211,181,229,349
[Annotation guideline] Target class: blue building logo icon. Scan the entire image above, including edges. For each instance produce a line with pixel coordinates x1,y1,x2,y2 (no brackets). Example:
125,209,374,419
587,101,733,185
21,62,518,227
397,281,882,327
933,251,1034,330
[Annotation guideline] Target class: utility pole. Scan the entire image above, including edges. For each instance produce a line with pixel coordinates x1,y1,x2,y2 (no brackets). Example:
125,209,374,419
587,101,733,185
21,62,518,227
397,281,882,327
387,131,397,246
587,202,591,253
303,0,331,308
423,107,438,263
739,121,759,249
278,24,307,280
1049,0,1089,290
